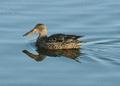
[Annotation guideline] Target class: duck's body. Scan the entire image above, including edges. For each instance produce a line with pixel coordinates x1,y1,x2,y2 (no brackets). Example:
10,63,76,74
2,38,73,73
24,24,82,49
36,34,81,49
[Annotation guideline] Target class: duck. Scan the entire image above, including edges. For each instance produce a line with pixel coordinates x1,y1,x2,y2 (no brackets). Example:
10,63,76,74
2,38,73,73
23,23,82,49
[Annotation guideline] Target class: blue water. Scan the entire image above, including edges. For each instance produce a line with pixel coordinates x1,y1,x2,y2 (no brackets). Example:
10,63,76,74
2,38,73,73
0,0,120,86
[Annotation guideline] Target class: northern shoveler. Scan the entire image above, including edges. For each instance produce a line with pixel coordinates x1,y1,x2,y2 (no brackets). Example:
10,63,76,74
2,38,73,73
23,24,82,49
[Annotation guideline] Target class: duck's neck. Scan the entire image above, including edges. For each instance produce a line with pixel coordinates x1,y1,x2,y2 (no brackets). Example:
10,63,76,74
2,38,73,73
36,35,47,47
38,35,47,40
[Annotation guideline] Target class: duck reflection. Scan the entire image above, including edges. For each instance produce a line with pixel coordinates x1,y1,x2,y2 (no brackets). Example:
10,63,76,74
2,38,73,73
22,48,82,63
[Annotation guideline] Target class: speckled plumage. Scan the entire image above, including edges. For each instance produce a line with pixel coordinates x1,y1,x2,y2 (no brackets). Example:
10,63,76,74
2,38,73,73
36,34,82,49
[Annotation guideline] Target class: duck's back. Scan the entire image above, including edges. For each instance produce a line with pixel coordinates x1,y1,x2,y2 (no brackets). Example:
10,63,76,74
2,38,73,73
37,34,82,49
47,34,81,43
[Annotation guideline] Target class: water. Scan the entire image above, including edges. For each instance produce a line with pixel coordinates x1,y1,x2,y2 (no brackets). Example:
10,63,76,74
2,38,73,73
0,0,120,86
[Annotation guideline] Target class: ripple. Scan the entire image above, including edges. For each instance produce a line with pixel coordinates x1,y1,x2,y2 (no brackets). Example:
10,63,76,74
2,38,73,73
83,38,120,65
0,0,120,86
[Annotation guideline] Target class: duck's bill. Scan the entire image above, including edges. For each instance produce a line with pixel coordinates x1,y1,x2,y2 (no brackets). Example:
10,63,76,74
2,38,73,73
23,29,35,37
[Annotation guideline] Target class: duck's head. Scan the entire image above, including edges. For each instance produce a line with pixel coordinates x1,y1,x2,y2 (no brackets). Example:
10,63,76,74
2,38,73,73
23,24,48,37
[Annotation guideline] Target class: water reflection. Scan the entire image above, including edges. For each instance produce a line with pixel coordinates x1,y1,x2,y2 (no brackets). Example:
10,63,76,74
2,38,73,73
22,48,82,63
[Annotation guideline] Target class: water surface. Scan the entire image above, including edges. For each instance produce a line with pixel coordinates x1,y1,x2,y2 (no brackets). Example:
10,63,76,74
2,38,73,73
0,0,120,86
